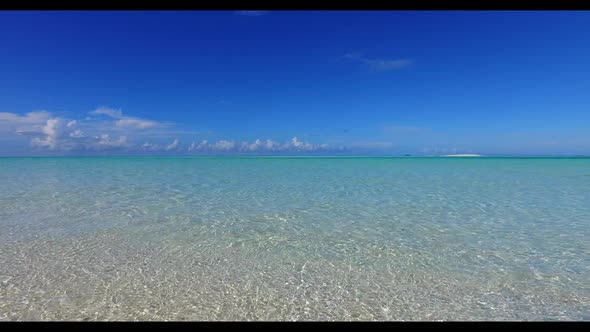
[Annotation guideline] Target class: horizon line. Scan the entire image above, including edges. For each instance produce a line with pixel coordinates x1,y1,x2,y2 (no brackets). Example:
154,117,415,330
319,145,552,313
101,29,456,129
1,155,589,158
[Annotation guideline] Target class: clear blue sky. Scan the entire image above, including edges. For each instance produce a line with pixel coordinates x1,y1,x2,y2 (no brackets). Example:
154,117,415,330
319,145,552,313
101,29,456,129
1,10,589,156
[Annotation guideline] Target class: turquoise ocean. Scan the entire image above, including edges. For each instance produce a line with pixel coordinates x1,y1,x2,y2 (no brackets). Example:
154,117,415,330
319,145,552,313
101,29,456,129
0,157,588,320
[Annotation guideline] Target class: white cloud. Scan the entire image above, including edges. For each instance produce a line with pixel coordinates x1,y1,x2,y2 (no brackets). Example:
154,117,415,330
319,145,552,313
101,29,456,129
1,107,160,152
115,118,159,129
244,139,264,151
286,136,314,151
69,130,86,138
91,106,161,129
31,118,66,149
345,53,412,72
95,134,129,149
142,142,159,151
2,108,339,154
0,111,51,125
27,117,129,151
0,111,52,135
140,139,180,152
265,139,278,150
92,107,123,119
165,139,180,151
188,140,208,152
213,140,236,151
187,137,330,153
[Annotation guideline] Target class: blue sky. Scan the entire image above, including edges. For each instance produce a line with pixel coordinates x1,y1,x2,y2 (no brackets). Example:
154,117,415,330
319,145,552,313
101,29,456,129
1,10,589,156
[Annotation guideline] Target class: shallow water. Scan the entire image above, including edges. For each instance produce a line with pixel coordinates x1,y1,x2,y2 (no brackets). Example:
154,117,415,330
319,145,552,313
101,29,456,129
0,157,588,320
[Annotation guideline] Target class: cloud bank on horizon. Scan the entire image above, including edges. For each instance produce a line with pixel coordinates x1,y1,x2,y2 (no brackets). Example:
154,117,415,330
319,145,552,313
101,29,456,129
2,106,588,156
0,107,340,154
187,137,331,153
